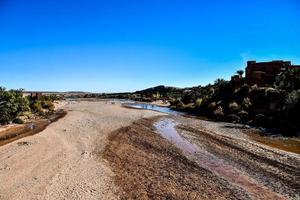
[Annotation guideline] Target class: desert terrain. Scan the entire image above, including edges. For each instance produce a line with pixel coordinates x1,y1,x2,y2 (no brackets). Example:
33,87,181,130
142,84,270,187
0,100,299,200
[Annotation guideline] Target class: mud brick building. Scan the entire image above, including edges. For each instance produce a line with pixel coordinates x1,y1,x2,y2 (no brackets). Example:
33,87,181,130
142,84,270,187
22,91,43,99
245,60,300,86
30,92,42,100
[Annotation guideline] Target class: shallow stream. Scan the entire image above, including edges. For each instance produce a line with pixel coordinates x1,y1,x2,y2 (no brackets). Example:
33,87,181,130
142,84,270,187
125,102,300,155
123,103,182,115
154,118,284,199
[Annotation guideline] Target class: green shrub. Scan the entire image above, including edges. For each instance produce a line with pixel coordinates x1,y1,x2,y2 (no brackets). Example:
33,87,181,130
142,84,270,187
195,98,203,107
40,95,51,101
0,87,30,124
41,100,55,112
13,118,24,124
175,101,185,110
31,100,44,115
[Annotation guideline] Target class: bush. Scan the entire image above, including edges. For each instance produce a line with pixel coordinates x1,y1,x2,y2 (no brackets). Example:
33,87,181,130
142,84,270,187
213,106,224,119
275,68,300,91
41,100,55,112
242,97,251,108
0,87,30,124
233,84,249,102
170,99,180,107
208,102,216,109
170,99,186,110
29,94,56,115
31,100,44,115
13,118,24,124
195,98,203,107
229,102,240,113
283,90,300,132
285,90,300,111
184,103,195,109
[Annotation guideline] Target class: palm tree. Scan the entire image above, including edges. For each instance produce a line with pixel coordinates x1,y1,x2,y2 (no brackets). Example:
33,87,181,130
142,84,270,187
236,70,244,77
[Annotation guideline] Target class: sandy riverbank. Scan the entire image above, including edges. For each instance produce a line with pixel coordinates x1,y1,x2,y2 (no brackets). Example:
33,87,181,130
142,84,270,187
0,101,162,200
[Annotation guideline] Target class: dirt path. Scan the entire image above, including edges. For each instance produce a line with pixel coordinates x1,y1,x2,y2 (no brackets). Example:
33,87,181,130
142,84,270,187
0,101,162,200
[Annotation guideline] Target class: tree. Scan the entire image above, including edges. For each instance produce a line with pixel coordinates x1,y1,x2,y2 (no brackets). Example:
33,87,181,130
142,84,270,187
275,68,300,91
214,78,227,86
0,87,29,124
236,70,244,77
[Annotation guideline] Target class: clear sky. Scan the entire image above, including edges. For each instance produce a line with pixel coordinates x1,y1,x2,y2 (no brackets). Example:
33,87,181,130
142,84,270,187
0,0,299,92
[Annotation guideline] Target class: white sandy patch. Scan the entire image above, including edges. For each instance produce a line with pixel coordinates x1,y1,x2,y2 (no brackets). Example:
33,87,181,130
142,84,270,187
0,101,163,200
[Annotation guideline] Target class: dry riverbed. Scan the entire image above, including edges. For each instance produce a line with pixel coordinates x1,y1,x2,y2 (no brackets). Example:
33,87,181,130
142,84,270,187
103,115,300,200
0,101,161,200
0,100,299,199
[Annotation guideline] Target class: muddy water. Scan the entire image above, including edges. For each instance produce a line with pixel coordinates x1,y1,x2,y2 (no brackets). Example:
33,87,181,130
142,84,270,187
0,109,67,147
154,118,285,200
245,131,300,154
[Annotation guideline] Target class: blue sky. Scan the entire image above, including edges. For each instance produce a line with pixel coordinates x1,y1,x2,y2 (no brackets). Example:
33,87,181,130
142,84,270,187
0,0,299,92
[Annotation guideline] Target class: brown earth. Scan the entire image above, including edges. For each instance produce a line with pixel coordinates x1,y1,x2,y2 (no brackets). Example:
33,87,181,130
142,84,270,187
102,115,300,200
176,116,300,199
102,117,250,200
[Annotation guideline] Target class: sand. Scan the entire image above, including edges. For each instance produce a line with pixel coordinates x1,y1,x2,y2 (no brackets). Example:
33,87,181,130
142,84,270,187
0,100,299,200
0,101,162,200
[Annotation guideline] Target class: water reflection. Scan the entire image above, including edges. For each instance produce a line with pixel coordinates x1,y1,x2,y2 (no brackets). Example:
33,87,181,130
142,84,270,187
154,118,284,200
124,103,181,115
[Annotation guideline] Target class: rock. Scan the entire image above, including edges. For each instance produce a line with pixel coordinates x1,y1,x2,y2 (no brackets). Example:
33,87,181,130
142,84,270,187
17,141,30,146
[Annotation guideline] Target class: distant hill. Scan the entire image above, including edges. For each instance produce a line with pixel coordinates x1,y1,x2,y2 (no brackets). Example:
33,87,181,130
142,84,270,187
134,85,183,99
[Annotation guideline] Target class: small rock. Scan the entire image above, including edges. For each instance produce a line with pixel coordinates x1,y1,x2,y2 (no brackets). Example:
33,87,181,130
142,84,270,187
17,141,30,146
